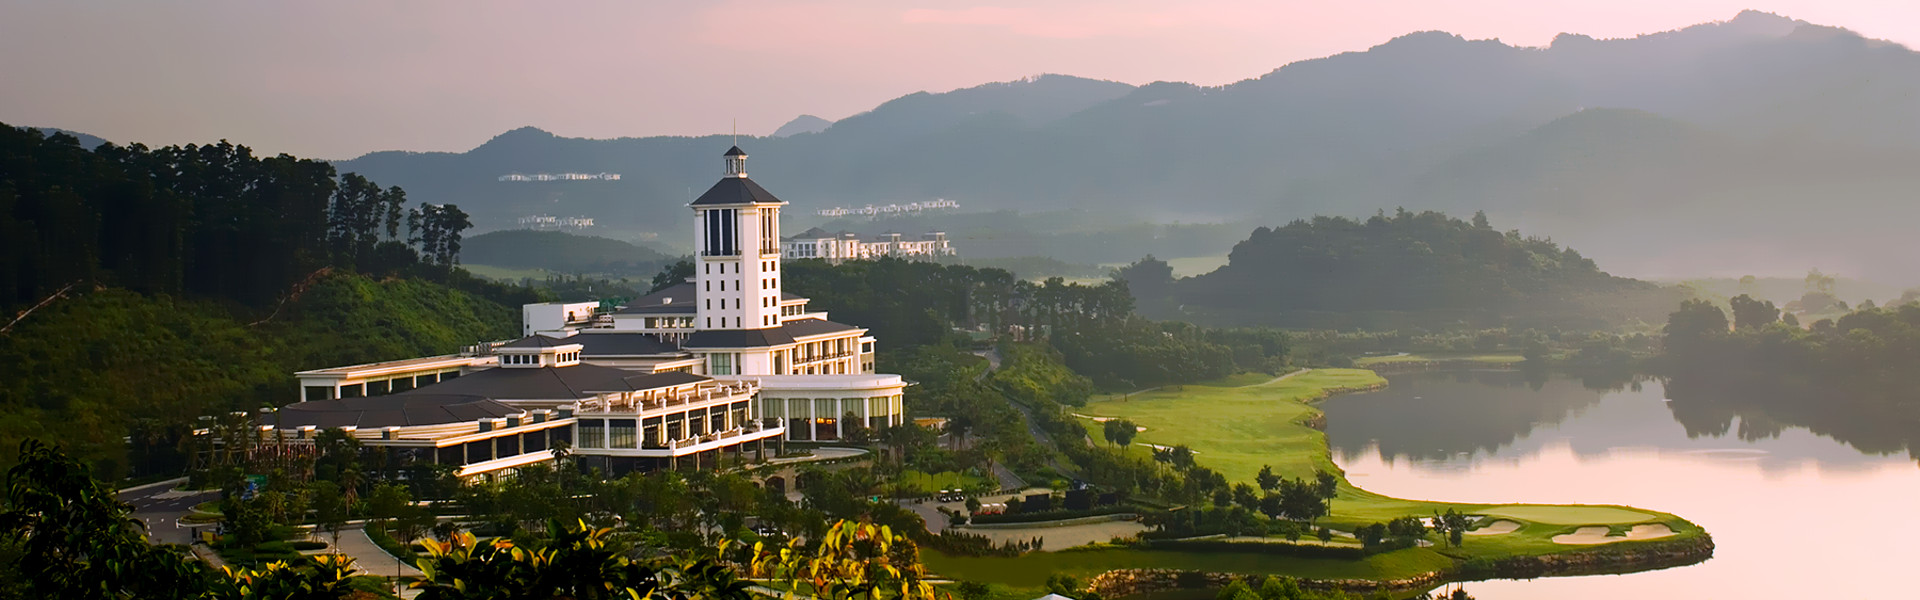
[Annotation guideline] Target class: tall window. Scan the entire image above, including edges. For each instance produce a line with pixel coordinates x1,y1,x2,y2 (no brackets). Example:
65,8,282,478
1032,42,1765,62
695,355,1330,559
760,210,778,255
710,353,734,375
703,209,738,256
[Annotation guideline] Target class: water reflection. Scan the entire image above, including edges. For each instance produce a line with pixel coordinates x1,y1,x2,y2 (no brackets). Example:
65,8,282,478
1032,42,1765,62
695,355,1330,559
1325,371,1904,474
1323,372,1920,599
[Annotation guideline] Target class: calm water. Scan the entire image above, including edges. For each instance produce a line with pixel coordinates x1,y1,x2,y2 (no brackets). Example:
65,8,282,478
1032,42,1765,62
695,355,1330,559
1322,370,1920,599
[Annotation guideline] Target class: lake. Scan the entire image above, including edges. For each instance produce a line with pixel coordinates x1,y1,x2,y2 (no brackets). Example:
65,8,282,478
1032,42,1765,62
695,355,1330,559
1322,370,1920,599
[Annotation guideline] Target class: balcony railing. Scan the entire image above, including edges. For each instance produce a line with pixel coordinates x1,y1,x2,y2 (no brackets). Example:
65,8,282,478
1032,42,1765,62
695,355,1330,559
575,382,757,415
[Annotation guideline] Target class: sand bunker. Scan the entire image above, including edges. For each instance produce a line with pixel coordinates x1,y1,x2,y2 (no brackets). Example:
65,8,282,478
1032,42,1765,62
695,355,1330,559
1465,520,1521,536
1073,414,1147,431
1552,523,1674,544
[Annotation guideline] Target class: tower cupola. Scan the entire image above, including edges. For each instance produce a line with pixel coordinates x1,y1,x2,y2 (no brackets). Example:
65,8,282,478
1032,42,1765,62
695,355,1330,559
724,146,748,178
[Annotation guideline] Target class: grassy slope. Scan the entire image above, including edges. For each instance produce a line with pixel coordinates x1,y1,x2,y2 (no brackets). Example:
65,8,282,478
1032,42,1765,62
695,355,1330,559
929,369,1705,585
0,273,518,475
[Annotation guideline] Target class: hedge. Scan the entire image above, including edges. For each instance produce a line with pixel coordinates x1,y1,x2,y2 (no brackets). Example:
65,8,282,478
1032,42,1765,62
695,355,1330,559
968,504,1139,525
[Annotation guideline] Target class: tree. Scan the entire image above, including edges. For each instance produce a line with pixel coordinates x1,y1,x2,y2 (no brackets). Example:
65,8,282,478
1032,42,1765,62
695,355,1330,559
310,481,349,548
1663,299,1729,351
1729,294,1779,330
1435,508,1470,547
0,440,208,599
1357,523,1387,547
1256,465,1279,492
650,259,695,294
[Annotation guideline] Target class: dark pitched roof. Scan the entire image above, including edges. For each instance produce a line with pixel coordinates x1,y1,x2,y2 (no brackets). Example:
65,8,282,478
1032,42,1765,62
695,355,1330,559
781,291,806,301
569,332,683,356
723,146,747,157
614,282,694,315
401,363,702,401
690,176,783,207
500,335,576,349
782,318,863,338
268,394,521,429
683,327,797,349
606,371,707,391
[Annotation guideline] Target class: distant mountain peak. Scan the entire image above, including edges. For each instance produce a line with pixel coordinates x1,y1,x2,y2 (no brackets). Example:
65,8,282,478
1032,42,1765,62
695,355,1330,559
772,114,831,138
492,126,556,141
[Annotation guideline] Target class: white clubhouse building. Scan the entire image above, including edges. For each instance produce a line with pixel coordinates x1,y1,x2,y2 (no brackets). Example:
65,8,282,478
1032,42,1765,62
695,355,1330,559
260,146,907,479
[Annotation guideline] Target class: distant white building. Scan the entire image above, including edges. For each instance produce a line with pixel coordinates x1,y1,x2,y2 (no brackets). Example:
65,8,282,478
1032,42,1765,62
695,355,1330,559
781,228,954,263
518,215,596,231
499,172,621,182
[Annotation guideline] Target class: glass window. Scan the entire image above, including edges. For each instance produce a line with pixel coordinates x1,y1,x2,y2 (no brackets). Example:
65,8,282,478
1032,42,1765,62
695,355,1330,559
494,435,519,458
304,386,332,401
340,383,364,399
787,417,811,441
609,419,637,448
578,419,605,448
465,440,493,464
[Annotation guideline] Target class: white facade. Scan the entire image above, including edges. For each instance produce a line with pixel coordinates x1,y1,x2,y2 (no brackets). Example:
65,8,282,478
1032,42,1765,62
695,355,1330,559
780,230,954,263
523,301,601,336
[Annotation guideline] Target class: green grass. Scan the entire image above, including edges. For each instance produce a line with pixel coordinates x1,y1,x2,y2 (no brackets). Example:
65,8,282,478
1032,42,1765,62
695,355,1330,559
1352,353,1526,367
942,368,1708,585
894,470,992,496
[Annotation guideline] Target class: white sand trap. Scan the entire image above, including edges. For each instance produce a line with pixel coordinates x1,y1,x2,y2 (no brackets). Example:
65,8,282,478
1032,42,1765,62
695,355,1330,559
1552,523,1674,545
1074,414,1149,432
1466,520,1521,536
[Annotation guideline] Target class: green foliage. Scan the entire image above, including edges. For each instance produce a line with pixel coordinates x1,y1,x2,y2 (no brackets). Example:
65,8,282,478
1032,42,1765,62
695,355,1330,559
988,343,1095,408
0,290,287,476
413,519,753,600
1661,301,1920,457
1176,211,1681,330
1,440,211,598
0,272,517,476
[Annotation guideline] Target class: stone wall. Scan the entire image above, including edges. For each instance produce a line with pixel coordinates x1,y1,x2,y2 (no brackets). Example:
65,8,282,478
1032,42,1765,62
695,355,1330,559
1085,534,1714,598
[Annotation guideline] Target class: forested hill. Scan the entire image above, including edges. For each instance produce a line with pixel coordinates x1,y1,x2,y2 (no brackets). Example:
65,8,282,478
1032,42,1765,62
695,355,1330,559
1135,211,1683,330
0,124,533,476
460,230,675,276
335,11,1920,281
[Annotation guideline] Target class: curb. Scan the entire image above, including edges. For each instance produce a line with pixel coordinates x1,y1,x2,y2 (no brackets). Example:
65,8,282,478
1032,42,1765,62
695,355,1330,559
118,476,189,495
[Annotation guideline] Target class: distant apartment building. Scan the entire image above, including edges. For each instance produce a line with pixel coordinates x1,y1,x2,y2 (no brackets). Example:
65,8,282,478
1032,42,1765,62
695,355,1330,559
519,215,596,231
498,172,622,182
813,199,958,218
780,228,955,262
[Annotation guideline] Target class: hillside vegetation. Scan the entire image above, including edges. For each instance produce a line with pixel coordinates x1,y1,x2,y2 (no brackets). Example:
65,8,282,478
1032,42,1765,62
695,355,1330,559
460,229,675,276
0,273,518,477
1128,210,1683,330
0,124,531,476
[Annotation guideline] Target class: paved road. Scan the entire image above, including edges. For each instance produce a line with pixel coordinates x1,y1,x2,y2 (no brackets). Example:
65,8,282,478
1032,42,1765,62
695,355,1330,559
120,478,217,546
972,348,1079,478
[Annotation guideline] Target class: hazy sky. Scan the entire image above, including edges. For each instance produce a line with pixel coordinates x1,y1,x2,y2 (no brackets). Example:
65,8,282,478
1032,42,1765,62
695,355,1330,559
5,1,1916,159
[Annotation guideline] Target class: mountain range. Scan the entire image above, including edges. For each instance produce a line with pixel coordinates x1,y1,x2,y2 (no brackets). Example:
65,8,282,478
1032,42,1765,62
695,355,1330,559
320,11,1920,283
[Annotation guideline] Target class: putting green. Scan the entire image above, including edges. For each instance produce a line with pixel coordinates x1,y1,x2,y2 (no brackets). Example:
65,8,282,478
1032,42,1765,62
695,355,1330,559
1480,505,1657,525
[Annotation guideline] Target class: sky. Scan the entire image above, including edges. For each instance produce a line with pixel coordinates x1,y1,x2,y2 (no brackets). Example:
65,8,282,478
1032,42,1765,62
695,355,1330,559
4,1,1918,159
